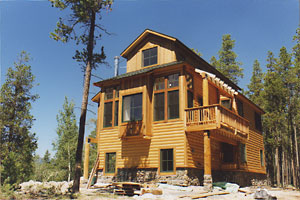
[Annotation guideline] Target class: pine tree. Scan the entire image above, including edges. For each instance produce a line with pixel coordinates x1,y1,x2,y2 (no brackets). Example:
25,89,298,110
211,34,243,84
53,97,78,182
49,0,113,192
43,150,51,164
291,27,300,187
0,51,38,185
245,59,264,107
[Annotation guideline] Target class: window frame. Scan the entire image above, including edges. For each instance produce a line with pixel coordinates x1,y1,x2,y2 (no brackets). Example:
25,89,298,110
142,47,158,67
186,73,194,108
237,98,244,117
103,86,119,128
160,148,174,173
122,93,143,122
240,143,247,164
255,112,262,132
153,73,180,122
105,152,116,174
221,142,235,163
260,149,264,167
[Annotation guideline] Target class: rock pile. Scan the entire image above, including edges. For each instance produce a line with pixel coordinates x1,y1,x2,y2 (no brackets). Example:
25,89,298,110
19,180,72,196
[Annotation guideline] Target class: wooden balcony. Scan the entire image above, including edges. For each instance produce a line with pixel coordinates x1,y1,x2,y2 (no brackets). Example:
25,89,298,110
185,104,249,140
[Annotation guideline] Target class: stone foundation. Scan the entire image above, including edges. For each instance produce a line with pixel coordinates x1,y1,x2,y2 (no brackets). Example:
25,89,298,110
95,168,266,187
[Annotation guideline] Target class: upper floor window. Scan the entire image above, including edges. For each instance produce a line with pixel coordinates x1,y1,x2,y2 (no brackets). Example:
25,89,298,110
154,74,180,121
255,112,262,132
103,86,119,128
221,99,232,110
237,99,244,117
186,73,194,108
123,93,143,122
142,47,157,67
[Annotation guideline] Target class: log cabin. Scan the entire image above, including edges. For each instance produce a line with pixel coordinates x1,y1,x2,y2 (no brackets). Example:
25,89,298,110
84,29,266,187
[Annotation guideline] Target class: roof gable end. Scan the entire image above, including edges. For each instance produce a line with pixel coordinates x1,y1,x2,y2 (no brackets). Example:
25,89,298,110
121,29,177,58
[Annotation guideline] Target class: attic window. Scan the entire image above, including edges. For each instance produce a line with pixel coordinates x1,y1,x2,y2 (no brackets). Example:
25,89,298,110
142,47,157,67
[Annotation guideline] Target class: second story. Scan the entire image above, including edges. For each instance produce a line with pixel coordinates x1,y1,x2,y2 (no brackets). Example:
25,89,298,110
93,30,264,141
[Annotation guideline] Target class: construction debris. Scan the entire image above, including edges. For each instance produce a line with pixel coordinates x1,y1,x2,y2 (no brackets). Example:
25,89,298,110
254,188,277,200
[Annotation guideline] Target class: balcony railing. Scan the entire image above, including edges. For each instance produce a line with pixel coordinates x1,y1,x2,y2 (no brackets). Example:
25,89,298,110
185,104,249,138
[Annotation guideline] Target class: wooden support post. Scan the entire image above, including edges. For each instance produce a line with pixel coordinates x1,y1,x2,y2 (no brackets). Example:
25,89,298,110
203,75,209,106
203,74,212,191
203,130,212,191
83,137,90,180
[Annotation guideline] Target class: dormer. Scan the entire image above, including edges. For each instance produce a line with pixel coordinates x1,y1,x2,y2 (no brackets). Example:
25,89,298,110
121,29,177,73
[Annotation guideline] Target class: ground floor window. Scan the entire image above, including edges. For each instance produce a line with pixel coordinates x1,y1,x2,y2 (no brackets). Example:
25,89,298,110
105,152,116,173
260,150,264,167
160,149,174,172
221,142,234,163
240,143,247,163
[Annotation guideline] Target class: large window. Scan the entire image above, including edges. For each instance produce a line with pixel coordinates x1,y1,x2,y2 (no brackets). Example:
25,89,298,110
255,112,262,132
105,152,116,173
122,93,143,122
142,47,157,67
160,149,174,172
153,74,180,121
103,86,119,128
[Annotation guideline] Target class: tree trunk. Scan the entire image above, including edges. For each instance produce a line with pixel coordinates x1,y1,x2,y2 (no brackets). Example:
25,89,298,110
68,143,71,182
282,146,285,187
293,121,299,188
72,10,96,193
275,146,281,187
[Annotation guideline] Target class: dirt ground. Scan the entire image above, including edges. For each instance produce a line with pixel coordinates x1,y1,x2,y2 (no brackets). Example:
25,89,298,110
78,182,300,200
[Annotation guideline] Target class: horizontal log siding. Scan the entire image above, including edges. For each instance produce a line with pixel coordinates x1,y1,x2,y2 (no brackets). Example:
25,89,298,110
152,120,185,168
97,120,185,170
186,131,221,170
97,128,121,170
246,130,266,173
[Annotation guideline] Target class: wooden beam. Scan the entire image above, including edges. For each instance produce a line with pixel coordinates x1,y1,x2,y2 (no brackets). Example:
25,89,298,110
83,137,90,180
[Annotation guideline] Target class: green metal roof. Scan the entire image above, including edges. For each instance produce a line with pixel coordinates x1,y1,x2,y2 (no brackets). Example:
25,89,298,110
94,61,184,86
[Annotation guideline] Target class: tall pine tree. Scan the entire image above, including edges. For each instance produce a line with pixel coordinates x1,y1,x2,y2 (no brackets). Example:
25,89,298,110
0,51,38,185
53,97,78,182
245,59,264,107
210,34,243,84
49,0,113,191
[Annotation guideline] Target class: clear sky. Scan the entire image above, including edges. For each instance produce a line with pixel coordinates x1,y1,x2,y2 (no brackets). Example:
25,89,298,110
0,0,298,157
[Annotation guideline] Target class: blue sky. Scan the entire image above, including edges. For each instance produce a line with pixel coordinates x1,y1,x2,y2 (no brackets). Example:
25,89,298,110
0,0,298,157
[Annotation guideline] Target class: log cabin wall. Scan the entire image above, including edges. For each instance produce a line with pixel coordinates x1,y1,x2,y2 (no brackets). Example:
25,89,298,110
96,65,187,175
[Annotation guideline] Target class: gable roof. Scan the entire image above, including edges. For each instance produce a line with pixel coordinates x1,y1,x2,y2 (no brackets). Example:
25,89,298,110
120,29,241,91
121,29,176,58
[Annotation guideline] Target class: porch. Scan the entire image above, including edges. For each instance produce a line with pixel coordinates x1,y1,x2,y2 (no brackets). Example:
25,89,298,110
185,104,249,141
